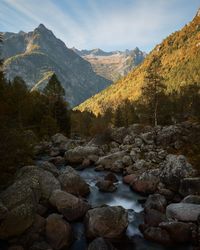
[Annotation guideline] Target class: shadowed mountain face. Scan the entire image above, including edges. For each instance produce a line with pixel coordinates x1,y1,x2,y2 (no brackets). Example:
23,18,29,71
72,47,146,82
76,9,200,115
1,24,111,107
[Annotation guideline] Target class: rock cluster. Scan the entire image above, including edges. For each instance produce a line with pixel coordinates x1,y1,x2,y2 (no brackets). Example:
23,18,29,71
1,122,200,249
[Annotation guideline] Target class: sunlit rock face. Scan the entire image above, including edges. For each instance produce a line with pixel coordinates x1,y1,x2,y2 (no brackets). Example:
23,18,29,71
1,24,111,107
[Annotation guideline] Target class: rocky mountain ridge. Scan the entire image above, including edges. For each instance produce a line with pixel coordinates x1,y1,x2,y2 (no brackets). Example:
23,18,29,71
72,47,146,81
1,24,111,107
76,9,200,114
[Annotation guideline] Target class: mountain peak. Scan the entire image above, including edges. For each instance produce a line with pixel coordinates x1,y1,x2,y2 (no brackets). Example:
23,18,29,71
37,23,47,30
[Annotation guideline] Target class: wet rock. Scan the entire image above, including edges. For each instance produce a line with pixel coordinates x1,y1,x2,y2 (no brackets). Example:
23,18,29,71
140,225,172,245
179,178,200,197
123,174,136,185
88,237,116,250
65,146,100,164
160,155,196,192
104,173,118,183
96,151,126,170
181,195,200,204
131,171,159,195
166,203,200,222
96,180,117,192
46,213,73,250
58,166,90,197
157,188,174,201
39,161,60,177
144,209,167,227
49,190,90,221
144,194,167,213
159,221,196,243
85,206,128,239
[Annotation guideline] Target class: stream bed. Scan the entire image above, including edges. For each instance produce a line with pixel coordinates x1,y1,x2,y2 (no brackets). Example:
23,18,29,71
69,168,192,250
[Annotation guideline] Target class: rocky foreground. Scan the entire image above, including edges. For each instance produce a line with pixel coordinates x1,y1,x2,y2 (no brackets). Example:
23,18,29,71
1,122,200,249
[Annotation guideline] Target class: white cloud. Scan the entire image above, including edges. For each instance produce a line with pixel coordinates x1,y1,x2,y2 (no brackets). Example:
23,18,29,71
1,0,199,51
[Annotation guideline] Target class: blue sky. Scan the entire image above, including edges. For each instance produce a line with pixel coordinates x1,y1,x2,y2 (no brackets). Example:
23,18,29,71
0,0,199,52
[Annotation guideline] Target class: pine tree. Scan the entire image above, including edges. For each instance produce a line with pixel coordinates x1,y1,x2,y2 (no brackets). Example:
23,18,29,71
44,73,65,97
141,55,166,126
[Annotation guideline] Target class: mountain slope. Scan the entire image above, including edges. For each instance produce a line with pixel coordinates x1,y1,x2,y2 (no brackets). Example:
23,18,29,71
72,47,146,82
1,24,111,107
76,10,200,115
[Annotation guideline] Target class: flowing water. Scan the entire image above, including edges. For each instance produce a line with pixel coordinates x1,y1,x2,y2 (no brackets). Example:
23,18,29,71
70,168,192,250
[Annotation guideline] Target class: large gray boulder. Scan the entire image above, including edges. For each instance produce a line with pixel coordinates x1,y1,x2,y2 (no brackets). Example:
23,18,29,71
46,213,73,250
85,206,128,239
166,203,200,222
65,146,100,164
49,190,90,221
58,166,90,197
16,166,61,201
160,155,196,191
96,151,126,171
0,166,61,239
179,178,200,197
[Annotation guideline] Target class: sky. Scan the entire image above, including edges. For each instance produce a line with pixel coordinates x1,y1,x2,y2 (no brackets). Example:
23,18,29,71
0,0,200,52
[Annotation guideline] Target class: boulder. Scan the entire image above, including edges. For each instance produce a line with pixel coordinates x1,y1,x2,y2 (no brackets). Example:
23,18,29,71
49,190,90,221
160,155,196,192
131,171,160,195
58,166,90,197
85,206,128,239
144,209,167,227
88,237,116,250
159,221,196,243
122,155,132,166
96,151,126,170
110,127,128,144
51,133,68,145
141,226,172,245
123,174,136,185
39,161,60,177
65,146,100,164
179,178,200,197
182,195,200,204
96,180,117,192
144,194,167,213
46,213,73,250
104,173,118,183
16,166,61,201
166,203,200,222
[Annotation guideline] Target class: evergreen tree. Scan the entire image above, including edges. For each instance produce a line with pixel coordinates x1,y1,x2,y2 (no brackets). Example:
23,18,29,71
141,55,166,126
44,73,65,97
